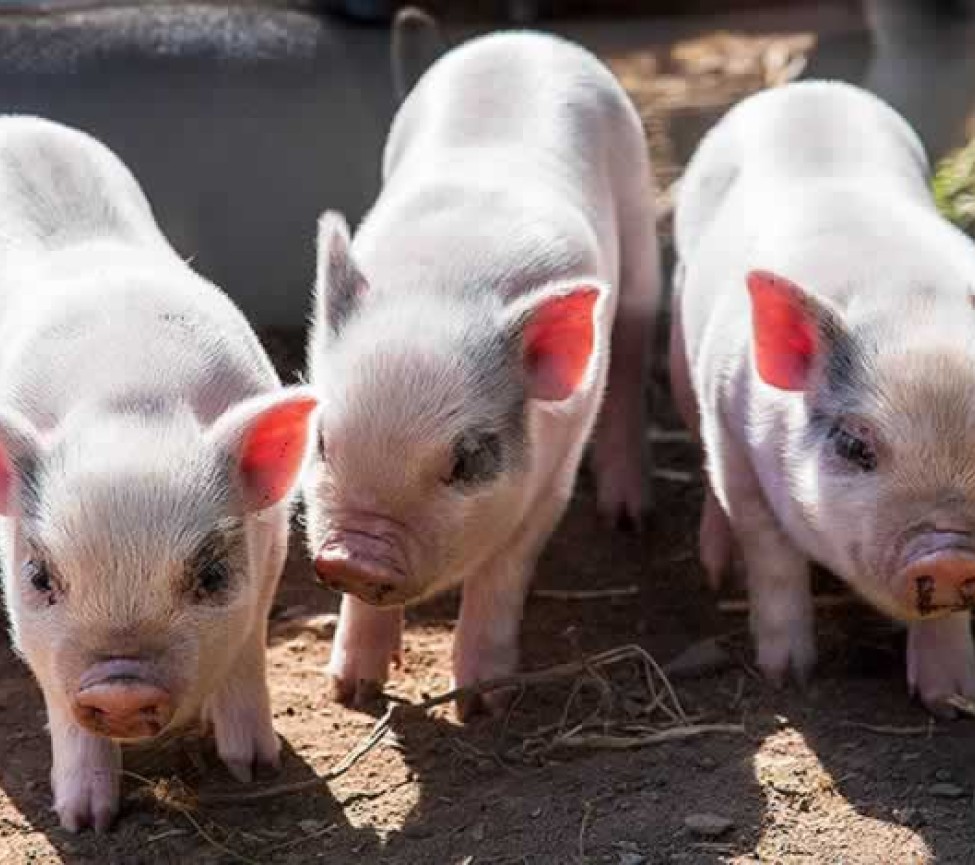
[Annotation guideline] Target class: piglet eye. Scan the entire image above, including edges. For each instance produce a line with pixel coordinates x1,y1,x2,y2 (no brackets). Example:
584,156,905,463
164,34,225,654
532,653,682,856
24,560,54,597
447,432,503,486
828,422,877,472
195,560,230,598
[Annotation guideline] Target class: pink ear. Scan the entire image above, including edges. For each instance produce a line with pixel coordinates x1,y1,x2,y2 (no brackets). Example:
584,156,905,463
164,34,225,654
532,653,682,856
521,286,601,401
746,270,819,391
231,393,318,511
0,410,43,517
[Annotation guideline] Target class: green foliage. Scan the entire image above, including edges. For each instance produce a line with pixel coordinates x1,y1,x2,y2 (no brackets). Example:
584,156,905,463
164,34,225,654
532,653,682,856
933,138,975,236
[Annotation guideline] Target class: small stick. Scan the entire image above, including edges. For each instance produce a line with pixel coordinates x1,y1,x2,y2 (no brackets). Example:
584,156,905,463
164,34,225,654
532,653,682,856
577,800,594,863
647,427,694,444
947,695,975,718
533,586,639,602
718,594,854,613
652,468,696,484
844,722,936,736
546,723,745,753
261,822,338,856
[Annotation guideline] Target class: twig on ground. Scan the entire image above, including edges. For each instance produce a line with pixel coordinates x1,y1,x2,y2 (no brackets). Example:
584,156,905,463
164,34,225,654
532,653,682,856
577,800,594,864
719,594,854,613
647,427,694,444
537,723,745,755
532,586,639,602
178,808,262,865
844,722,936,736
261,822,337,856
652,468,696,484
947,695,975,718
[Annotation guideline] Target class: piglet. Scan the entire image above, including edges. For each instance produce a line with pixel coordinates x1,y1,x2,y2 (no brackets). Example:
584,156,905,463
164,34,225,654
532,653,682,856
304,30,660,715
672,80,975,713
0,117,318,830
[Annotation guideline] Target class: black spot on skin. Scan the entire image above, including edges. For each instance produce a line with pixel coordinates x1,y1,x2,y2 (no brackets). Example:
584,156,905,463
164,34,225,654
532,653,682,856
186,522,242,603
324,245,368,337
916,575,936,615
448,431,504,487
958,579,975,609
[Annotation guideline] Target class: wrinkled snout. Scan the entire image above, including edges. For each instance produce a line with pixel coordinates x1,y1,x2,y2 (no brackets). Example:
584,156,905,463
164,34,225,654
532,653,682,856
315,525,411,606
73,660,173,740
896,532,975,618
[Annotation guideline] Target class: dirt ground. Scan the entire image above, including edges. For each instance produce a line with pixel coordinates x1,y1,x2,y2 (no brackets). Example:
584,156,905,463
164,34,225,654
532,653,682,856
3,8,975,865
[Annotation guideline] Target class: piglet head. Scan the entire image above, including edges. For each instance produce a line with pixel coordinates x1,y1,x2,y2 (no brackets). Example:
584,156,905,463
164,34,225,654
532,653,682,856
747,268,975,620
2,389,316,740
305,211,607,606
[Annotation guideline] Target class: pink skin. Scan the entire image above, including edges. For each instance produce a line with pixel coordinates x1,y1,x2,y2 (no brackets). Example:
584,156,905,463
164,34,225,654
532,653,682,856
47,689,121,833
206,628,282,783
908,614,975,716
204,514,290,782
895,532,975,616
672,288,815,683
669,299,736,590
592,189,659,530
327,597,404,707
315,521,411,607
73,660,172,740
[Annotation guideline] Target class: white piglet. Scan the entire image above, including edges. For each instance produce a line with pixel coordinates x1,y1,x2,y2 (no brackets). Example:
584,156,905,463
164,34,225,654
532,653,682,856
304,31,660,715
672,81,975,713
0,118,318,830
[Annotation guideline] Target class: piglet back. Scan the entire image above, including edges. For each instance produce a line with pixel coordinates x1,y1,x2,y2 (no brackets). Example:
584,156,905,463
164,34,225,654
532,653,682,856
0,116,161,255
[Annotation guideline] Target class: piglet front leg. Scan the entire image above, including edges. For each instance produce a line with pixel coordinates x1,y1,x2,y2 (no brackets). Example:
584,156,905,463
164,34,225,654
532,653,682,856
452,554,532,721
907,613,975,717
327,595,403,708
207,628,281,783
714,438,816,686
47,693,121,832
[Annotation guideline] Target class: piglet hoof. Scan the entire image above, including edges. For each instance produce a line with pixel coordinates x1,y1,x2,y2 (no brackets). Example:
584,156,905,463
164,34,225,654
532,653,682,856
699,488,734,590
907,617,975,718
224,749,281,785
596,473,645,535
54,784,119,834
51,728,121,833
455,685,517,723
212,703,282,784
53,767,120,833
755,627,817,691
328,674,386,711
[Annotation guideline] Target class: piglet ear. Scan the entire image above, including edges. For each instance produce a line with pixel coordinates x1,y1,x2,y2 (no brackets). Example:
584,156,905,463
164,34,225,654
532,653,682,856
0,409,43,517
209,388,319,513
507,280,608,402
746,270,839,392
315,211,369,337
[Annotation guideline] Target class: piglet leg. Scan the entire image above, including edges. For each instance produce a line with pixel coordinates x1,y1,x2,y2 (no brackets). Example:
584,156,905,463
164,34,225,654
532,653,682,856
593,188,658,530
714,432,816,686
907,612,975,717
208,625,281,783
326,595,404,708
453,488,569,720
47,690,121,832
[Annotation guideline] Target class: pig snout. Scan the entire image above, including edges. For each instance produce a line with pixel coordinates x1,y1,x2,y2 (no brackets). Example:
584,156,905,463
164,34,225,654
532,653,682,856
73,660,173,741
315,524,411,606
896,532,975,617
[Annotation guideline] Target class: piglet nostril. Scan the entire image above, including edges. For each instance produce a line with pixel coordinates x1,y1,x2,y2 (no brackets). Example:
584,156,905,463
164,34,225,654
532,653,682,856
899,551,975,617
73,679,172,741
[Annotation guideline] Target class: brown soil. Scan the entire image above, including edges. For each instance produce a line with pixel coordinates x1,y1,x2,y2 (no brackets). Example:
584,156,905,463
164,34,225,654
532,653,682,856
2,9,974,865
